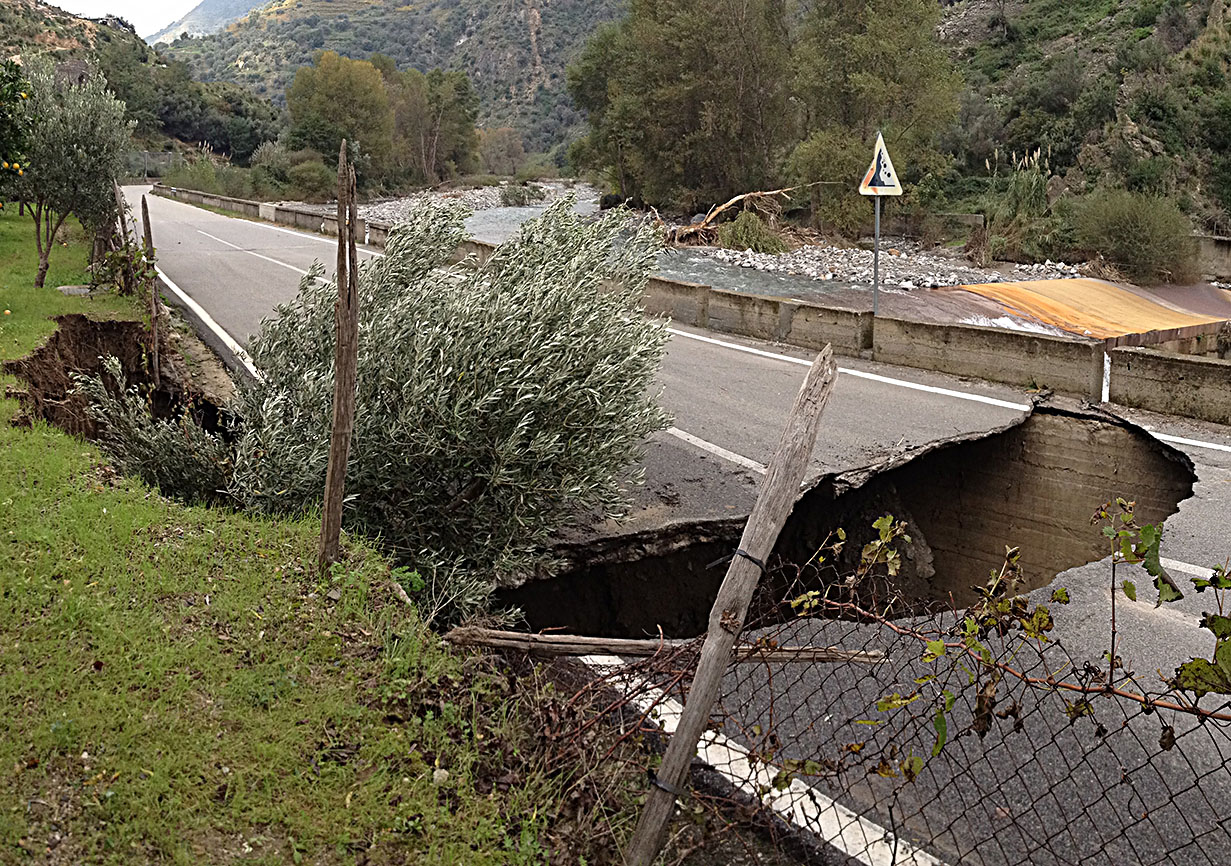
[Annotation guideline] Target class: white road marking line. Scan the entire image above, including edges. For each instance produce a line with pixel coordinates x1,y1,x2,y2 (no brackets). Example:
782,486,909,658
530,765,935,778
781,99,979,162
1148,431,1231,454
244,219,385,257
666,426,767,474
666,327,1031,412
156,189,384,256
838,367,1030,412
668,326,813,366
579,654,944,866
668,327,1231,453
155,266,261,379
1160,558,1216,580
197,230,310,275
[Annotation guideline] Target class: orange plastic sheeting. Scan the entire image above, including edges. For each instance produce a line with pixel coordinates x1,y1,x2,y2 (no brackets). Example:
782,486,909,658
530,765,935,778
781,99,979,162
956,278,1222,339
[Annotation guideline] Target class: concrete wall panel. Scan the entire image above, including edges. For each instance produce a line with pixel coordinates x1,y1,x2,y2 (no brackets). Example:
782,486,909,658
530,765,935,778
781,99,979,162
704,289,782,341
873,317,1103,398
787,303,873,354
1109,347,1231,425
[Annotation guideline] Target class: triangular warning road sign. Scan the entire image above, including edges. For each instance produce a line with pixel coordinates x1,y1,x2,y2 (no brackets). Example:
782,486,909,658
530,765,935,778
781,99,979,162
859,132,902,197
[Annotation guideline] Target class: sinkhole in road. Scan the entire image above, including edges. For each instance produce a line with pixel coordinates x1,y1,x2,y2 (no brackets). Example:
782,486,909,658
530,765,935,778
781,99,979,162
501,406,1197,639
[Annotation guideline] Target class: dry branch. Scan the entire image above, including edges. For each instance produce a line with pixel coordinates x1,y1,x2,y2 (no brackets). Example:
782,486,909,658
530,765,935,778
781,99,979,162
666,180,838,245
443,626,883,664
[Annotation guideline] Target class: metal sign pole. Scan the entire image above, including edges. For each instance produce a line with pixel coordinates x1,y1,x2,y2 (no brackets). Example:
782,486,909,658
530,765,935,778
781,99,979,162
859,130,899,317
873,195,881,316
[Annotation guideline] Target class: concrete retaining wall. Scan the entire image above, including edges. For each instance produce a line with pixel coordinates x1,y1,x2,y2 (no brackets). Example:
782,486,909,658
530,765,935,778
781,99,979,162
787,303,874,354
1109,347,1231,425
450,238,497,265
873,317,1104,399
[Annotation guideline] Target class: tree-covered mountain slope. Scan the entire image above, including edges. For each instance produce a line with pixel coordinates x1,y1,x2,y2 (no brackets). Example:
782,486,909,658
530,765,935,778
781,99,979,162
161,0,624,154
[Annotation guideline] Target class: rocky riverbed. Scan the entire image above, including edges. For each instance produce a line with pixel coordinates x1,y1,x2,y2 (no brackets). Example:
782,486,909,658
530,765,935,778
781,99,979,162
278,181,601,223
701,241,1084,289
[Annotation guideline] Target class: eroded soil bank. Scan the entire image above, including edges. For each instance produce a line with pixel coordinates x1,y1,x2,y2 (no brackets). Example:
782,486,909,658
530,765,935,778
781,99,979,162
3,312,232,436
504,405,1197,638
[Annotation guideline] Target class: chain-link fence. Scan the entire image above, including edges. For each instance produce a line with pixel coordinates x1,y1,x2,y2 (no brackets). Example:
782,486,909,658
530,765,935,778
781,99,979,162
569,538,1231,865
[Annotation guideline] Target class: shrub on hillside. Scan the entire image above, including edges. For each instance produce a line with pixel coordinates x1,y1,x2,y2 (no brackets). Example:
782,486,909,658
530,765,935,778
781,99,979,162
286,160,336,202
717,210,788,254
1075,190,1198,284
73,358,232,506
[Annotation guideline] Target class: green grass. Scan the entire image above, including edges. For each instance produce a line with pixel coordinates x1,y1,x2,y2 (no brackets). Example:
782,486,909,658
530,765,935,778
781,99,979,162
0,210,137,361
0,209,564,864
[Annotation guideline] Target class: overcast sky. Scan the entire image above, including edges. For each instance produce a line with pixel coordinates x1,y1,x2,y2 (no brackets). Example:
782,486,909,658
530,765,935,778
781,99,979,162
46,0,200,38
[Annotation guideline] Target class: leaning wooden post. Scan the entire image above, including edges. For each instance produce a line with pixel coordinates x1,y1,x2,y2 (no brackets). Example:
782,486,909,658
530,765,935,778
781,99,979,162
624,345,838,866
113,184,136,292
140,195,161,388
318,140,361,575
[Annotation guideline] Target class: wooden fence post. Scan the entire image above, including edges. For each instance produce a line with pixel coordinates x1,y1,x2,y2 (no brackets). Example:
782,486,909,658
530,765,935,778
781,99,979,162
318,140,361,575
140,195,160,388
624,345,838,866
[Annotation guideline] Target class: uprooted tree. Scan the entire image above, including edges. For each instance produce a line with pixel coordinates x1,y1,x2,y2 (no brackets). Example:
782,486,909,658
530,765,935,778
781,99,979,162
16,61,132,288
77,199,671,621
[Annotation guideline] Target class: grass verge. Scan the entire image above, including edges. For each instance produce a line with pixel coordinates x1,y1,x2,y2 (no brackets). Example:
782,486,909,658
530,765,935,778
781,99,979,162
0,208,575,864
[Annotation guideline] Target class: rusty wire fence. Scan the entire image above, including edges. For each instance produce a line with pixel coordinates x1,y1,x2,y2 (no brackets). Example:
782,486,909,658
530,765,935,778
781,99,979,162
571,540,1231,865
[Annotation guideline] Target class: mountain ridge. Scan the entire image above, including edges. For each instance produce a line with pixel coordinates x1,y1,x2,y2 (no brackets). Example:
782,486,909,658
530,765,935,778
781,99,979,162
146,0,269,45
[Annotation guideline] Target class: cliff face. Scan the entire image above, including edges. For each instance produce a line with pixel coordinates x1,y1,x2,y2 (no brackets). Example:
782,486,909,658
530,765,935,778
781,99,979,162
145,0,269,45
159,0,625,153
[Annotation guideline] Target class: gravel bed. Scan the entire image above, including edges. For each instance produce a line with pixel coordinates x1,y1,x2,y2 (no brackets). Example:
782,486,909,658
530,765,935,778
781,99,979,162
702,242,1084,288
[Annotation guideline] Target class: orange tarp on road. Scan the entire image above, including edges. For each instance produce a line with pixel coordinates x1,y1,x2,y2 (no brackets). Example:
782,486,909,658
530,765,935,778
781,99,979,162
954,278,1223,339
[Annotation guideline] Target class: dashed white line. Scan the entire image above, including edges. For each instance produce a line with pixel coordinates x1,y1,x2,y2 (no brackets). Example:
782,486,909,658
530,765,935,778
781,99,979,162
666,427,767,474
241,219,384,257
666,327,1032,412
579,654,944,866
155,266,260,379
196,230,310,276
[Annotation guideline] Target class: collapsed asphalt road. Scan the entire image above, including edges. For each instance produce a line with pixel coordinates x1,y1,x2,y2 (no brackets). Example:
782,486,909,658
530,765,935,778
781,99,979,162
129,186,1231,866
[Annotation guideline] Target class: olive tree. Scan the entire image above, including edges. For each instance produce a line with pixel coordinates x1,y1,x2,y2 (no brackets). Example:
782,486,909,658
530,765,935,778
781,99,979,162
18,62,132,287
78,199,671,621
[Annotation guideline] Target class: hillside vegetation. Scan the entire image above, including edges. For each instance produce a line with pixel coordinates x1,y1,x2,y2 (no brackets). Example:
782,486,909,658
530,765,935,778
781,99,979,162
940,0,1231,231
162,0,623,154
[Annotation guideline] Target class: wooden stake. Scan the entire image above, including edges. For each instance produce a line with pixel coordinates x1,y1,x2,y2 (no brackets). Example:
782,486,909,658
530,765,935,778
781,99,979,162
624,345,838,866
318,140,361,575
113,184,136,293
443,626,883,664
140,195,160,388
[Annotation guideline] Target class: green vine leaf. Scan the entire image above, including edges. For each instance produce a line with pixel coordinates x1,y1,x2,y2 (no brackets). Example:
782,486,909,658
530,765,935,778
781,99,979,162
1122,580,1137,602
1175,615,1231,698
931,707,948,757
876,692,920,712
